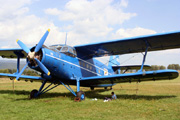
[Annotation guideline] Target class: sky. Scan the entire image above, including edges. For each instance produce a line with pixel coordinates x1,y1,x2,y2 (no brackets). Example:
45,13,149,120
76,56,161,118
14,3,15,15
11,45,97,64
0,0,179,67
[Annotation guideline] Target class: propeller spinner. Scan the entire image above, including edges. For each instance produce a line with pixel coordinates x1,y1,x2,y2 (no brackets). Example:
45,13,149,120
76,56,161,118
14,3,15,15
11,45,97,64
15,29,51,81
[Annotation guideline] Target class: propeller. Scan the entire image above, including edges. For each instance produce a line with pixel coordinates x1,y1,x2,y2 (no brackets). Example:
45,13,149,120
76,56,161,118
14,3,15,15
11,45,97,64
16,40,30,54
15,29,51,81
34,58,50,76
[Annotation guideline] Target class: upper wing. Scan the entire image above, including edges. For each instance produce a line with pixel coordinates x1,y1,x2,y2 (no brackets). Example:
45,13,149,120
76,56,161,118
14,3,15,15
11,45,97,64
0,48,27,58
74,31,180,58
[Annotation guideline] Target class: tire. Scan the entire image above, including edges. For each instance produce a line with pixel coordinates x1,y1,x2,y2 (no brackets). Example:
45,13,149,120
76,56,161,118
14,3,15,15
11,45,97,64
30,89,38,99
77,91,85,101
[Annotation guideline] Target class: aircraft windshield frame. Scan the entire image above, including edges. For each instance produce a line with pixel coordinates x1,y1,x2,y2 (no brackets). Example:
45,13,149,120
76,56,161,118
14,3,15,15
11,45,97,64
49,44,77,57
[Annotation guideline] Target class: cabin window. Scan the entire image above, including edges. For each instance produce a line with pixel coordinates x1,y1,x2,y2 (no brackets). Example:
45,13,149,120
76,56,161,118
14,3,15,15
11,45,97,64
86,64,89,69
89,66,92,70
83,62,85,67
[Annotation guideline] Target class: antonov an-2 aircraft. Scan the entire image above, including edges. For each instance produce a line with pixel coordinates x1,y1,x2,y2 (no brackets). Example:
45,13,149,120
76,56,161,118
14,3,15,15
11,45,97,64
0,29,180,100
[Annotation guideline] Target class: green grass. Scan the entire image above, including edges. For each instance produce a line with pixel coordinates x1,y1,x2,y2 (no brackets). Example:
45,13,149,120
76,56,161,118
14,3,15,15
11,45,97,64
0,78,180,120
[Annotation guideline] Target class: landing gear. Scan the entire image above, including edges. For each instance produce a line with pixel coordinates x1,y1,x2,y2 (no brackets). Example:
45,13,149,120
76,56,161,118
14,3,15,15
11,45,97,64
90,87,94,90
30,89,38,99
104,87,112,90
110,87,113,90
77,91,85,100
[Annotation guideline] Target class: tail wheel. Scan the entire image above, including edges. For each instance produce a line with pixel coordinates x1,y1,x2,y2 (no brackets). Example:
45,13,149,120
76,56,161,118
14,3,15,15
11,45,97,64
77,91,85,101
30,89,38,99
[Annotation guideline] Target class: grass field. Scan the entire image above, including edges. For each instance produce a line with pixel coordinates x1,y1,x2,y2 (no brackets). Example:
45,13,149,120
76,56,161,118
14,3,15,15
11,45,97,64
0,77,180,120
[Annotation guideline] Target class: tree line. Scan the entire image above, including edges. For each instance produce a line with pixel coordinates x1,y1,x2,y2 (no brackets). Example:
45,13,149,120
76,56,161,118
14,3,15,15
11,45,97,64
0,69,39,76
151,64,180,70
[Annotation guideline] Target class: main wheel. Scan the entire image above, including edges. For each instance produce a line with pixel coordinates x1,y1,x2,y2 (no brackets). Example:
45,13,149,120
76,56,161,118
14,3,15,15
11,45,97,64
30,89,38,99
77,91,85,101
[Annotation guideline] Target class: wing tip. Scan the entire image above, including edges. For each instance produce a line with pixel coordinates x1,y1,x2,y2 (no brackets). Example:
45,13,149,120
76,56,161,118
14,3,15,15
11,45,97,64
47,72,50,76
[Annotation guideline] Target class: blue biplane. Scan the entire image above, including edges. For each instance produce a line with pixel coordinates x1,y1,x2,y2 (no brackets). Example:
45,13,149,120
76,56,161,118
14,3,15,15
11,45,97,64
0,29,180,100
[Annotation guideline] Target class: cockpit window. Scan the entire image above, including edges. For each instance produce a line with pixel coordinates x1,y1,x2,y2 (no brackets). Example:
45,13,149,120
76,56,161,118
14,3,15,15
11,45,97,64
61,47,68,52
69,48,74,54
61,46,77,57
56,47,62,51
73,49,77,55
49,44,77,57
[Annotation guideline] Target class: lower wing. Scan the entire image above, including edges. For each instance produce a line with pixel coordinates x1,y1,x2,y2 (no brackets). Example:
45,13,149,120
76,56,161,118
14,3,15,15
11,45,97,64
79,70,179,87
0,73,45,82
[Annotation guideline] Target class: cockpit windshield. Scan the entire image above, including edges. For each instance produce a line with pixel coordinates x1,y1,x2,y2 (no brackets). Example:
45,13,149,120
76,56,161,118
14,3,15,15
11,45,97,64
56,46,62,51
61,46,68,52
49,44,77,57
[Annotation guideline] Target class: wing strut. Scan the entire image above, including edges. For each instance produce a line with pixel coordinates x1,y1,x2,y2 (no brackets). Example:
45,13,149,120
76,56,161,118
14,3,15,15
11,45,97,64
77,78,80,92
17,56,20,74
30,79,62,98
14,51,23,75
138,41,149,72
58,80,77,96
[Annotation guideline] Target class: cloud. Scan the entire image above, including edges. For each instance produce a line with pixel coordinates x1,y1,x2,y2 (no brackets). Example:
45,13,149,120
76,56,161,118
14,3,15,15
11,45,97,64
45,0,136,44
112,27,157,39
0,0,31,21
0,0,66,48
45,0,136,25
0,15,66,48
119,0,128,7
44,8,60,16
0,0,156,48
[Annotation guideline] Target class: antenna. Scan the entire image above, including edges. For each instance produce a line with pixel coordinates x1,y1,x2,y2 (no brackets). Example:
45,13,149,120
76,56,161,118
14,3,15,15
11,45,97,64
65,32,67,45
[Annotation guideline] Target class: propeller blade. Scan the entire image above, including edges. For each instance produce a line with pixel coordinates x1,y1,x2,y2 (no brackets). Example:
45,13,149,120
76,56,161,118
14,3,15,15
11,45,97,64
34,29,50,52
15,63,28,81
34,58,50,76
16,39,30,54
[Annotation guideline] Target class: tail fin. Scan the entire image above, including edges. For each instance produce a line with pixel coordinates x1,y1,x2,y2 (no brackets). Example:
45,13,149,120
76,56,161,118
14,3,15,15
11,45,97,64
108,55,120,67
108,55,120,74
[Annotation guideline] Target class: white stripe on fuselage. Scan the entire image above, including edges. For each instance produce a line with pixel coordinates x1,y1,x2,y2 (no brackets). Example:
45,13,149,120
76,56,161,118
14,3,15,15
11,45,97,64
45,54,102,76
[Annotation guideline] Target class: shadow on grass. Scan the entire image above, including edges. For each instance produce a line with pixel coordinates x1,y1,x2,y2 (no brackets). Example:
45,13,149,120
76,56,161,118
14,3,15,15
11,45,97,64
0,90,75,100
0,89,176,101
85,89,176,100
